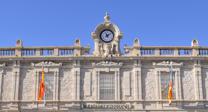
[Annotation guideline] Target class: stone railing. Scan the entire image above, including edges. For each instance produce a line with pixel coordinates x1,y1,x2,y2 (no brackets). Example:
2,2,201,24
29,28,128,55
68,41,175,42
0,39,90,58
0,47,90,57
1,39,208,58
124,39,208,57
124,46,208,57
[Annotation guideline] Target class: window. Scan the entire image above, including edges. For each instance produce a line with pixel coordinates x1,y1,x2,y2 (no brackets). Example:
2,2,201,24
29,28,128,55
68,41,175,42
99,72,115,100
160,71,175,99
38,72,54,100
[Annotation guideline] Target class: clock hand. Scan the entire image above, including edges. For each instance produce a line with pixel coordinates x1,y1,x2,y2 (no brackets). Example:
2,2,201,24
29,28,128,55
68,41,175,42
105,33,109,37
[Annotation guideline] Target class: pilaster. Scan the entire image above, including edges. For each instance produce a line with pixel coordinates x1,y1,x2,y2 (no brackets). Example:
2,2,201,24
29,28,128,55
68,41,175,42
73,60,81,100
96,71,100,100
13,61,20,101
0,68,4,101
133,60,142,100
115,70,120,100
34,70,38,101
175,70,182,100
155,71,160,100
54,71,59,101
193,60,203,100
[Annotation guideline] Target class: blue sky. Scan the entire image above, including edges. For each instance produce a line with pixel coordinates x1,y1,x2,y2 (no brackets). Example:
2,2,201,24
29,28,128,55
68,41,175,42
0,0,208,51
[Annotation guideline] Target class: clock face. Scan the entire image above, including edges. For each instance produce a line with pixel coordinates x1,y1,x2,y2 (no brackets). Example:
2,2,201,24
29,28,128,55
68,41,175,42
100,29,114,43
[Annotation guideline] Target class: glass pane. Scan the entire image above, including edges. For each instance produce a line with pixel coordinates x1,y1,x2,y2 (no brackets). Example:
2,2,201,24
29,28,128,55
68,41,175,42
99,73,115,100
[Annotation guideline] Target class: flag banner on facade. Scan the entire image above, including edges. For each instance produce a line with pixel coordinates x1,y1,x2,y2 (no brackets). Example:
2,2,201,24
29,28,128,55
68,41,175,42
168,80,173,105
168,63,173,105
38,67,45,102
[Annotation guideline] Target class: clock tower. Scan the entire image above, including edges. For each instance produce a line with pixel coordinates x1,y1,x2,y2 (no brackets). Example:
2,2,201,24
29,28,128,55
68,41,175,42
91,13,123,57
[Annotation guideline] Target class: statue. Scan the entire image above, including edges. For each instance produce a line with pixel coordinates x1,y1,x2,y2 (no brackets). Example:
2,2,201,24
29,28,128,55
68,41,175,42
112,44,117,55
103,44,112,57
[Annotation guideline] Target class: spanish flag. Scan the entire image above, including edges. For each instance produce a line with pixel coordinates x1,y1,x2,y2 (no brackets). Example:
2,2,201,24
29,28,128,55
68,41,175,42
168,80,173,105
38,67,45,101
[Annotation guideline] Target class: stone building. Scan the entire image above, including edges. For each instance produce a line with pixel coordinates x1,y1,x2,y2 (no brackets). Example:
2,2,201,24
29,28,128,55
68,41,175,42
0,13,208,112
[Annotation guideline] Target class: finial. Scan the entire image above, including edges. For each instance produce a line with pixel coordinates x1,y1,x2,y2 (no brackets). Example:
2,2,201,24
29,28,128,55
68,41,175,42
16,39,23,48
104,12,110,23
133,38,141,47
191,39,199,47
74,39,81,46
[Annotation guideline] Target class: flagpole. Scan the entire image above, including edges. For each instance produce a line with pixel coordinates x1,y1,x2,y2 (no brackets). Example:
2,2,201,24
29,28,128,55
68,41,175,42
42,66,46,107
170,62,173,82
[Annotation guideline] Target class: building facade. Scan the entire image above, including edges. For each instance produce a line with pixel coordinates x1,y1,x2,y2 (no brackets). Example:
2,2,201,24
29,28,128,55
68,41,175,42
0,14,208,112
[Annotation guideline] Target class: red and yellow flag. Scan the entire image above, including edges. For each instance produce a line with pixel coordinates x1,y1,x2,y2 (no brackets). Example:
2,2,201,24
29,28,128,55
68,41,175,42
38,67,45,101
168,81,173,105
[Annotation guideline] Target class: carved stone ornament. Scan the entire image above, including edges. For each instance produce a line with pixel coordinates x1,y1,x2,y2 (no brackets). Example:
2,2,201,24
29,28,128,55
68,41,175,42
31,61,62,67
153,61,183,67
0,63,6,67
92,61,123,67
92,13,122,57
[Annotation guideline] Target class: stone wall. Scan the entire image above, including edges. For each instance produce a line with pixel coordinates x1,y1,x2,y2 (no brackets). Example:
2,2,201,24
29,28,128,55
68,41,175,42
0,60,207,111
142,68,156,100
182,69,195,100
60,68,73,101
19,68,35,101
2,69,13,101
